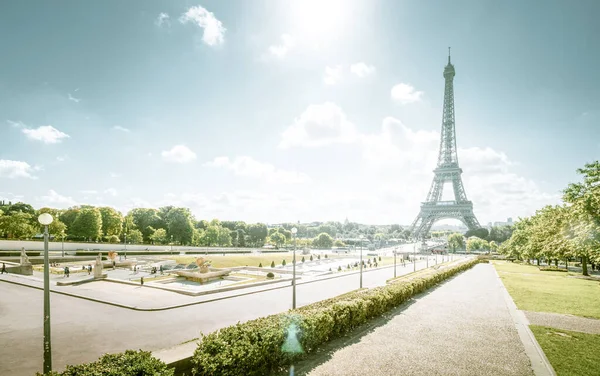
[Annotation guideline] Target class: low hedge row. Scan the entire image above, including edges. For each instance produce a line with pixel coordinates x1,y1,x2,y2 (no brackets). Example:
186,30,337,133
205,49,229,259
38,350,173,376
191,258,485,375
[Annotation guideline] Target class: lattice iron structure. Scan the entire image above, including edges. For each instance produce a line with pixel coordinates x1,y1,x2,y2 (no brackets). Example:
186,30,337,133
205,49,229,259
409,49,481,238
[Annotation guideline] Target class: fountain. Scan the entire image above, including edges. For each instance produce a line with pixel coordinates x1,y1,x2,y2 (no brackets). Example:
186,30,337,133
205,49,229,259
172,257,231,284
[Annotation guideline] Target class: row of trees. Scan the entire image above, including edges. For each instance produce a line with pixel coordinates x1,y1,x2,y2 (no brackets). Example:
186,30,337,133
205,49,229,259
498,161,600,275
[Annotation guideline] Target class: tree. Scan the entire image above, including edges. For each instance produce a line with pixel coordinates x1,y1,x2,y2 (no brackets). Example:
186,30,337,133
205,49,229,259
127,229,143,244
60,207,81,235
248,223,268,247
489,240,499,253
202,226,220,246
466,236,486,253
268,232,286,248
563,161,600,275
334,239,346,247
98,207,123,238
165,207,194,245
129,208,164,242
301,256,305,263
465,227,489,240
150,228,168,244
217,226,232,246
236,229,246,247
447,233,465,252
313,233,334,249
71,207,103,241
0,211,36,239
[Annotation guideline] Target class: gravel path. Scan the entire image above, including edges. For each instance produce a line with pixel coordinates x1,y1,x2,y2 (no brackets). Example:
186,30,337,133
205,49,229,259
525,311,600,334
304,264,533,376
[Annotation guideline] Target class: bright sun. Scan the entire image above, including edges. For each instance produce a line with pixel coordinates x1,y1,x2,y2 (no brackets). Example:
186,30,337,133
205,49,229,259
287,0,351,43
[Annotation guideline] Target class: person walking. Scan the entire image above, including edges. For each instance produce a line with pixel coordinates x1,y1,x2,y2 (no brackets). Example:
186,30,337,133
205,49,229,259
1,262,6,274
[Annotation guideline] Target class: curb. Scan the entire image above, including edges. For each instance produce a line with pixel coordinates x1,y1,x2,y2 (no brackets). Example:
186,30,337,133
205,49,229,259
492,266,556,376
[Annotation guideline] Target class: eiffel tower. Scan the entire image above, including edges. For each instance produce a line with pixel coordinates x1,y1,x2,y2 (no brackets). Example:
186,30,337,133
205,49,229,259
409,49,480,238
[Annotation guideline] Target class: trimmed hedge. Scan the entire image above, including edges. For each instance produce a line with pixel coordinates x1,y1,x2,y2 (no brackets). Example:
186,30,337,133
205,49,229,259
539,266,568,272
191,259,485,375
39,350,173,376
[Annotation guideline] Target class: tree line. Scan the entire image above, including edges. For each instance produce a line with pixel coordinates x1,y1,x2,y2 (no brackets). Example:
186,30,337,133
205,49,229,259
0,202,413,249
497,161,600,275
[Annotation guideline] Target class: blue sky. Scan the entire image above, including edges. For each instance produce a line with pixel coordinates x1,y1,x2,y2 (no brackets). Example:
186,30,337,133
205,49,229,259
0,0,598,225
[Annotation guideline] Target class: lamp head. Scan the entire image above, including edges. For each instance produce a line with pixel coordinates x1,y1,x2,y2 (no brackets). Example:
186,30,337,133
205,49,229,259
38,213,54,226
291,227,297,234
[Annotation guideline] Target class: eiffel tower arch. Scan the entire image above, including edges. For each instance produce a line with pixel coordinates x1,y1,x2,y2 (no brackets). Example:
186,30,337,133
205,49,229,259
409,49,481,239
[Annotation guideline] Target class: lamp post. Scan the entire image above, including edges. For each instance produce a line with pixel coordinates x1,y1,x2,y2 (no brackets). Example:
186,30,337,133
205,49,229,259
393,247,397,278
359,234,364,288
124,232,127,260
170,235,174,255
38,213,53,374
61,232,65,258
413,238,417,272
291,227,297,309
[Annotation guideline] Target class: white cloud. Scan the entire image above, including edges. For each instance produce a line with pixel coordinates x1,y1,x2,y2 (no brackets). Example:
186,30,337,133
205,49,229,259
112,125,130,133
7,120,25,128
391,83,424,104
161,145,197,163
22,125,70,144
155,12,170,27
37,190,77,207
104,188,118,197
0,160,36,179
68,93,80,103
56,155,67,162
179,5,226,46
323,65,343,85
350,62,375,77
109,172,121,178
279,102,359,149
268,34,294,58
205,156,311,184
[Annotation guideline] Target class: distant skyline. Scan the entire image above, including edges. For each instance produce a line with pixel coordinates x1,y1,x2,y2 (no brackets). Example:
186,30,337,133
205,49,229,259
1,0,598,225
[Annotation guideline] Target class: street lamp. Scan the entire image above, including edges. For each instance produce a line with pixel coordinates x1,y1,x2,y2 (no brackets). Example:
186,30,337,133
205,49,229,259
393,247,397,278
38,213,53,374
291,227,297,309
359,234,364,288
61,232,65,258
413,237,417,272
170,235,174,255
124,232,127,260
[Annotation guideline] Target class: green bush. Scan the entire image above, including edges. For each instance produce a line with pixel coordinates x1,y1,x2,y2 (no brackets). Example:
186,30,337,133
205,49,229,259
271,261,275,268
282,259,286,266
191,259,484,376
266,272,275,279
40,350,173,376
539,266,568,272
258,263,263,268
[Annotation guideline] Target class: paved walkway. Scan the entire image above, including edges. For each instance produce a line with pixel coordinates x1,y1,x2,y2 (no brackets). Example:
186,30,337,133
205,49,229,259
525,311,600,334
303,264,534,376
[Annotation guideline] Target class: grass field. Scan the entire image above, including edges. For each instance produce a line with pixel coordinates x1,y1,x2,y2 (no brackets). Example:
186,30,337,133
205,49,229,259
530,326,600,376
493,261,600,319
171,253,345,269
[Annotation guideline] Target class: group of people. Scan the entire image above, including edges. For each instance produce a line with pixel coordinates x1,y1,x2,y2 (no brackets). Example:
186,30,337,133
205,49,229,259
149,265,164,275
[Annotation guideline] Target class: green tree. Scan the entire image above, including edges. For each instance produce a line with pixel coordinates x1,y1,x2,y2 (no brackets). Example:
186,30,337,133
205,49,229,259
71,207,103,241
268,232,286,248
37,208,67,237
150,228,168,244
165,207,194,245
313,233,334,249
466,236,486,253
202,226,220,246
248,223,268,247
465,227,489,240
60,207,80,235
333,239,346,247
129,208,164,242
217,226,232,246
127,229,143,244
98,207,123,238
447,233,465,252
489,240,499,253
0,211,36,239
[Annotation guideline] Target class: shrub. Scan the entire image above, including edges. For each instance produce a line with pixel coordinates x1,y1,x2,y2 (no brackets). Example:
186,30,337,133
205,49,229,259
191,259,484,376
266,272,275,279
40,350,173,376
282,260,287,266
271,261,275,268
539,266,568,272
318,255,321,260
301,256,305,263
324,254,328,259
259,263,263,268
310,255,313,261
379,256,382,261
337,266,342,272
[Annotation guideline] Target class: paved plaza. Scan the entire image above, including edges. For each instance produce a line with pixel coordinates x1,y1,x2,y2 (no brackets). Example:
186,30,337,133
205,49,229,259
0,255,447,375
301,264,535,376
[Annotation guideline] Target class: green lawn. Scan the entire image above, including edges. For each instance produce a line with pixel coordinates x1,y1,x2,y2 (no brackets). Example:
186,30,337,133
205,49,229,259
172,254,343,269
530,326,600,376
493,261,600,319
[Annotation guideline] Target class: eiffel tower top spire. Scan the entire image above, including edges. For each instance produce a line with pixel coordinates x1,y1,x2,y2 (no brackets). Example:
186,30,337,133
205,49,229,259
438,49,458,167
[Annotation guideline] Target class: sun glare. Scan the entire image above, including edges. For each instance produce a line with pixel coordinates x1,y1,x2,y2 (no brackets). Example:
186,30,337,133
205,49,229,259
287,0,351,44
